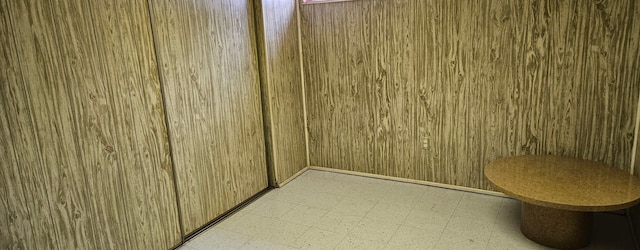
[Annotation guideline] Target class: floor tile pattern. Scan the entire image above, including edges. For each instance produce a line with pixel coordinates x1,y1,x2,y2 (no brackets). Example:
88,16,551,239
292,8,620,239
178,170,636,250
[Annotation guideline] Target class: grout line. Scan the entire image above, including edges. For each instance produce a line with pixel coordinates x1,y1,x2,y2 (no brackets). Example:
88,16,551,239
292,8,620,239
630,88,640,175
433,193,464,248
296,0,312,168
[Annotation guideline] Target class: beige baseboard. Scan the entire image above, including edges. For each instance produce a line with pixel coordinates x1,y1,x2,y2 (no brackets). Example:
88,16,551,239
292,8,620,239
276,166,309,188
307,166,508,198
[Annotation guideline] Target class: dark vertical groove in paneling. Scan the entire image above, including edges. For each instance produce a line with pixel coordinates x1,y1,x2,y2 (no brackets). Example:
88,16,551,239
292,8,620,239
146,0,187,240
149,0,268,235
302,0,640,190
255,0,308,185
116,1,181,247
84,0,181,248
252,0,277,187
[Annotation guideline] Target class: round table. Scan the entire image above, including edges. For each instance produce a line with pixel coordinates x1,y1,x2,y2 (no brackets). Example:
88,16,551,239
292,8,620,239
485,155,640,249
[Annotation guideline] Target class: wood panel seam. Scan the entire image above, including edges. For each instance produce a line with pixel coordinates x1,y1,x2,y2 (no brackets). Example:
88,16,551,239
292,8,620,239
296,0,311,168
145,0,186,240
252,0,279,185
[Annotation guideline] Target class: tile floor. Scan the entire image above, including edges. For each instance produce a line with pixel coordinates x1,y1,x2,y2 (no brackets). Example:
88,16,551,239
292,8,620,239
177,170,636,250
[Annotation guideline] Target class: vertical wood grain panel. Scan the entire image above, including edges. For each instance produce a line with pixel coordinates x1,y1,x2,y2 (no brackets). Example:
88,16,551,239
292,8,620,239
8,1,95,248
0,2,41,248
55,1,180,248
2,0,182,248
98,1,181,248
0,98,33,250
371,1,417,179
48,0,130,248
149,0,268,234
303,1,377,173
302,0,640,190
254,0,308,185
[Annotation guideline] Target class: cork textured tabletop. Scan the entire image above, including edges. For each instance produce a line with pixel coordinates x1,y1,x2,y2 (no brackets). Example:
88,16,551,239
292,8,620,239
485,155,640,212
485,155,640,249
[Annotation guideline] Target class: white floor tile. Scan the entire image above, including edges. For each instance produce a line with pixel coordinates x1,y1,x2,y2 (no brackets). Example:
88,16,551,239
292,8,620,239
452,192,503,223
329,172,366,184
419,186,464,204
239,238,298,250
352,178,396,202
335,234,386,250
493,200,521,234
184,228,251,250
320,178,363,197
378,182,427,207
293,227,346,250
279,204,330,227
413,188,462,216
385,225,441,250
175,245,197,250
256,219,310,247
434,230,491,250
247,199,297,219
313,211,363,235
487,230,548,250
365,202,412,224
265,187,308,205
445,214,497,235
330,197,377,217
216,213,276,237
402,207,451,231
347,218,400,244
179,170,636,250
297,191,345,210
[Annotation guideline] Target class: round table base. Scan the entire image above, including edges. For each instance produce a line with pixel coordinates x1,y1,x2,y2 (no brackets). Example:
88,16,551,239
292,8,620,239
520,202,592,249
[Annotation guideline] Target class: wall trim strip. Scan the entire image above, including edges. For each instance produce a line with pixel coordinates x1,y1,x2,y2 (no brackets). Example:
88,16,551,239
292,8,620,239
276,166,310,188
631,88,640,175
308,166,508,198
295,0,311,168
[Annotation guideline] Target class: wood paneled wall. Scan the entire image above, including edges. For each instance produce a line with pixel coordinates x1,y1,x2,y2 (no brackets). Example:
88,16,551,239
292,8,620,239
0,0,181,249
254,0,308,185
301,0,640,190
149,0,268,235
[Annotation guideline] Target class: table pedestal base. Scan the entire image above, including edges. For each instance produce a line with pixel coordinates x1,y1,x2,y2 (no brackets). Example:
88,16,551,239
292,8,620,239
520,202,592,249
